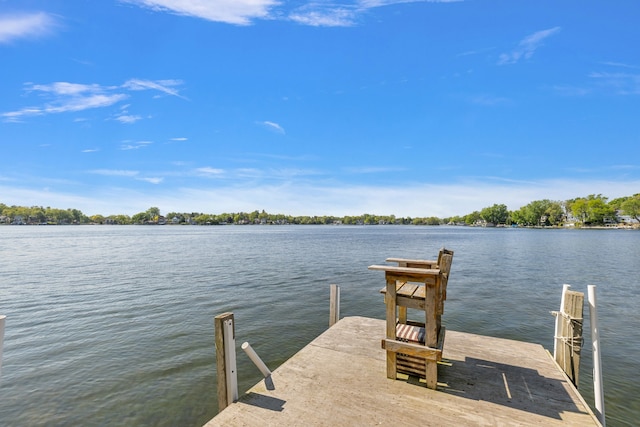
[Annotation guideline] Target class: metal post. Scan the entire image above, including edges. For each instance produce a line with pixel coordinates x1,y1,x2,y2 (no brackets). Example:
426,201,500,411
329,284,340,327
554,284,571,360
215,312,238,411
588,285,606,426
241,342,272,378
223,318,238,404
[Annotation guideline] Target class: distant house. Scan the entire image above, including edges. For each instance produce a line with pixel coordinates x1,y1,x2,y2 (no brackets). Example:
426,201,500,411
617,213,639,224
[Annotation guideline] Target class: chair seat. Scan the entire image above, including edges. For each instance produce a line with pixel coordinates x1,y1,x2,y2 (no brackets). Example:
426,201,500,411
396,323,425,344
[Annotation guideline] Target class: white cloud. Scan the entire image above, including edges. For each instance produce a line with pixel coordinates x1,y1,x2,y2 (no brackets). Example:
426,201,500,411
344,166,405,174
89,169,140,177
289,6,358,27
359,0,460,6
289,0,459,27
124,0,455,27
3,177,639,217
259,120,285,134
0,12,57,43
498,27,561,65
588,71,640,95
123,0,278,25
2,79,185,122
195,167,225,176
137,177,164,184
120,141,153,150
116,114,143,124
122,78,186,98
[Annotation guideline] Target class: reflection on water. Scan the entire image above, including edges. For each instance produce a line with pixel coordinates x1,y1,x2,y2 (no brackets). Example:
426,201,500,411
0,226,638,426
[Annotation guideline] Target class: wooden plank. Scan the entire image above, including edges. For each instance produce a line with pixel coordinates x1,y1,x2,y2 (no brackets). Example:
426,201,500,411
556,290,584,386
396,282,420,297
386,257,438,265
385,279,397,379
368,265,440,284
383,339,442,359
214,312,234,411
205,317,600,427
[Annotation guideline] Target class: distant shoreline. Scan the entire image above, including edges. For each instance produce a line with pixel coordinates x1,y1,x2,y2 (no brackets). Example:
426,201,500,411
1,222,638,229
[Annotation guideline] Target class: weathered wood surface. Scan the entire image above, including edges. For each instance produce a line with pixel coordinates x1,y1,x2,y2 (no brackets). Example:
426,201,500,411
556,290,584,386
214,312,235,411
204,317,600,427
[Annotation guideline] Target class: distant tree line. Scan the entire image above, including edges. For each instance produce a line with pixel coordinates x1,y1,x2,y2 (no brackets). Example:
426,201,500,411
1,193,639,227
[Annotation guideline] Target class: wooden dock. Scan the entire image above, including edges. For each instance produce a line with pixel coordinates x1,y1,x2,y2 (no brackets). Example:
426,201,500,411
204,316,601,426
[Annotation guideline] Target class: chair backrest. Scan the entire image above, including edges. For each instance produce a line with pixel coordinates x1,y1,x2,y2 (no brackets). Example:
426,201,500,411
437,248,454,276
437,251,454,308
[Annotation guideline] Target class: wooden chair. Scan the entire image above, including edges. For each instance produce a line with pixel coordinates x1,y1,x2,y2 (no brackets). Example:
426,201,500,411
369,249,453,389
384,248,454,327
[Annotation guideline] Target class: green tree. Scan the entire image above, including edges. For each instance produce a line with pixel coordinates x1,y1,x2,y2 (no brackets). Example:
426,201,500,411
146,207,161,222
464,211,481,225
480,204,509,225
132,211,149,224
569,198,589,223
621,195,640,222
90,214,105,224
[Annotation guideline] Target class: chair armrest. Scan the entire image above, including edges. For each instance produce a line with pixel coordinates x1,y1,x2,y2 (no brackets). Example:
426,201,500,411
386,257,438,268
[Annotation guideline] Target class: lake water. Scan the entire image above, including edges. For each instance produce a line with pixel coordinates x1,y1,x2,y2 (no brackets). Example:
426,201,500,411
0,225,637,426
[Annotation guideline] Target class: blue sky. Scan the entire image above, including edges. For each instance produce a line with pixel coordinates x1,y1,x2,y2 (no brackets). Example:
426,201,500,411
1,1,639,217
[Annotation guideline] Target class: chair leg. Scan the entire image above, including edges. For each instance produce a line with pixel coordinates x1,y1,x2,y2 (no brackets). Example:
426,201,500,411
425,360,438,389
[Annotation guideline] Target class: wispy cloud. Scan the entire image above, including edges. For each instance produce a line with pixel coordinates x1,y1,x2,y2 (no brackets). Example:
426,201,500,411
120,141,153,150
2,79,185,122
137,177,164,184
0,12,58,44
122,78,186,99
122,0,278,25
552,85,591,97
498,27,561,65
469,94,511,106
259,120,285,134
2,82,128,122
289,0,460,26
114,104,144,123
195,167,225,176
589,71,640,95
344,166,406,174
124,0,456,27
600,61,640,70
116,114,143,124
289,5,359,27
89,169,140,177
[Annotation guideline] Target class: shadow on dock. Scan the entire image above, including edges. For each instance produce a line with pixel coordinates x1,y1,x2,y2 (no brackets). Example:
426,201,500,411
439,356,582,420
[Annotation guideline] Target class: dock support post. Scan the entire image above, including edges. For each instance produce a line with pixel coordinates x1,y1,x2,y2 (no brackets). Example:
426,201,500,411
215,312,238,411
329,284,340,327
588,285,606,426
0,315,5,379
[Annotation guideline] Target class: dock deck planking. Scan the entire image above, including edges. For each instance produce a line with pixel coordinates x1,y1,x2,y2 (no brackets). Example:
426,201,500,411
204,316,600,426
